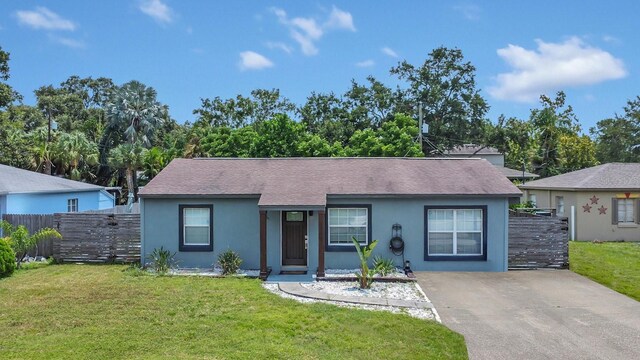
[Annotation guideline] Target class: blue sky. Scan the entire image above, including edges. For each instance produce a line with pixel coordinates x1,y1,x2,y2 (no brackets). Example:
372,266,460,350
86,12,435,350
1,1,638,131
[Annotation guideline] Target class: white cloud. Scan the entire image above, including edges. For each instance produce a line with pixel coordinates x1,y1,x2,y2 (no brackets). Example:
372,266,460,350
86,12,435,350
48,34,85,48
270,6,355,56
602,35,621,45
15,7,76,31
139,0,174,24
324,6,356,31
453,3,481,20
266,41,293,54
488,37,627,102
381,46,398,58
356,59,375,68
238,51,274,71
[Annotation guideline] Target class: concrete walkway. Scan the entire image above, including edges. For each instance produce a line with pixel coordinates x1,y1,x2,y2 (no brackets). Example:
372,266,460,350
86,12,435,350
417,270,640,360
278,282,433,309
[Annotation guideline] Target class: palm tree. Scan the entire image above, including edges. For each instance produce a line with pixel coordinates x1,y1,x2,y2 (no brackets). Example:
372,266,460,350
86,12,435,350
108,142,147,205
105,80,168,146
54,131,99,180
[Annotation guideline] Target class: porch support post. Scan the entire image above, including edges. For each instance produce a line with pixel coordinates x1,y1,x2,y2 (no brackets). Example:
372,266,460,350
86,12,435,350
317,209,326,277
259,210,268,280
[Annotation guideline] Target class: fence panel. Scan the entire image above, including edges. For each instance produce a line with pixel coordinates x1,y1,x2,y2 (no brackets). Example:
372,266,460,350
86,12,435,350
1,214,55,257
53,213,140,263
509,214,569,269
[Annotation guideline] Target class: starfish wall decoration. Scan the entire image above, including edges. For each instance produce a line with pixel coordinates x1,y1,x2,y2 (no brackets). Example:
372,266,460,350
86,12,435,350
582,203,592,213
598,205,607,215
589,195,599,204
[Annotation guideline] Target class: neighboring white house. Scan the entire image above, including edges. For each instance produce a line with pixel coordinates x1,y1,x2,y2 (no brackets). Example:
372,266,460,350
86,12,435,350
444,144,539,181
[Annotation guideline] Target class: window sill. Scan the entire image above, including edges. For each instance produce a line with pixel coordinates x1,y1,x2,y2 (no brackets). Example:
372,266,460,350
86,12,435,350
179,245,213,252
425,254,486,261
617,223,638,229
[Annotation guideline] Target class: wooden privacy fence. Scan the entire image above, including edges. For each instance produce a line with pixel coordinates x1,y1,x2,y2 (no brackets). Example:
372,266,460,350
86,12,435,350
53,213,140,263
1,214,55,257
509,213,569,269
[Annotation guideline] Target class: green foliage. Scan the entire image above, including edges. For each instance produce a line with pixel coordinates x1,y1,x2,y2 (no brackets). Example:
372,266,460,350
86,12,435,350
147,246,177,275
373,256,395,277
123,262,147,277
347,113,422,157
590,97,640,163
391,46,489,153
0,220,61,268
0,238,16,278
352,237,378,289
217,250,243,275
509,201,536,211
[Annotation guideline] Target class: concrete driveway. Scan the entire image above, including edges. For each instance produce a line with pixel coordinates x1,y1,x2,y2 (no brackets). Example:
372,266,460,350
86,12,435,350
416,270,640,360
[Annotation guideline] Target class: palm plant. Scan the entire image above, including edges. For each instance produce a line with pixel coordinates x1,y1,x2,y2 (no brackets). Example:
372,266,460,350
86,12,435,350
28,126,55,175
352,237,378,289
108,142,147,204
106,80,168,147
54,131,99,180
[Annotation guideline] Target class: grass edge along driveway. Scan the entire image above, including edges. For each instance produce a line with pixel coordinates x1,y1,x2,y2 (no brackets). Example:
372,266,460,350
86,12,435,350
570,241,640,302
0,265,467,360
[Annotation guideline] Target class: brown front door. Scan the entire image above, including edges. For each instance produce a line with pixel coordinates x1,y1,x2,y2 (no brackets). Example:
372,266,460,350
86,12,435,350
282,211,307,266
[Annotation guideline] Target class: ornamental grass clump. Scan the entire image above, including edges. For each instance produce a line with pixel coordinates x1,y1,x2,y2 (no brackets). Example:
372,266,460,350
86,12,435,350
217,250,242,275
147,247,177,275
373,256,395,277
352,236,378,289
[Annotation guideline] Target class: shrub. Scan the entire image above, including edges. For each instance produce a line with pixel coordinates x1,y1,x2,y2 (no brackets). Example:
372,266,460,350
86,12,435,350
123,262,147,277
352,237,378,289
147,247,177,275
0,220,61,268
217,250,242,275
373,256,395,277
0,238,16,278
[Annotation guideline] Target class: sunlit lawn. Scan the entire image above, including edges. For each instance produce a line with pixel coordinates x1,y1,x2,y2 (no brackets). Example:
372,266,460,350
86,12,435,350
570,241,640,301
0,265,467,359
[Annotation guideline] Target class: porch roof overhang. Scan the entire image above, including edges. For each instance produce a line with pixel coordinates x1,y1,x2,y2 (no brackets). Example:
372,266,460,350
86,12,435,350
257,192,326,210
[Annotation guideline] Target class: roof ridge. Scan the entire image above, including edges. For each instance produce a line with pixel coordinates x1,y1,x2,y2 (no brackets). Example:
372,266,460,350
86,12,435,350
189,157,483,161
575,163,609,187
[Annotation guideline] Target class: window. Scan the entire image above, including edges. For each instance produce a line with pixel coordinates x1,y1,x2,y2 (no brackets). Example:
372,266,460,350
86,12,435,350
529,194,537,207
286,212,304,221
327,206,370,247
179,205,213,251
425,206,487,261
67,198,78,212
556,196,565,216
617,199,634,223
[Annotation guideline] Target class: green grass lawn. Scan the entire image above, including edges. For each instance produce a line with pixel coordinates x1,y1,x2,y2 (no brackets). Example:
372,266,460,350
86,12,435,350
0,265,467,360
570,241,640,301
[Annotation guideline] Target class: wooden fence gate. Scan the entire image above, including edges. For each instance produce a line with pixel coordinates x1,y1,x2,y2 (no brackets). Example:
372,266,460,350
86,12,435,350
53,213,140,263
508,213,569,269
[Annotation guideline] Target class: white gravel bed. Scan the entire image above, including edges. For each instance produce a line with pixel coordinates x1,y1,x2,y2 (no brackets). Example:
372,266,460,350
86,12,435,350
169,268,260,277
301,281,423,301
324,268,407,278
262,283,437,322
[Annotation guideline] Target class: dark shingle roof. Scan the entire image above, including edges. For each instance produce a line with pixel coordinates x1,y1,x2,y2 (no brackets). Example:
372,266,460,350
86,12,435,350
139,158,521,207
0,164,105,195
520,163,640,190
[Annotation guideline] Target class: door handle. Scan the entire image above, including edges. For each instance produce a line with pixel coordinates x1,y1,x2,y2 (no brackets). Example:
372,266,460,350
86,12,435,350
305,235,308,250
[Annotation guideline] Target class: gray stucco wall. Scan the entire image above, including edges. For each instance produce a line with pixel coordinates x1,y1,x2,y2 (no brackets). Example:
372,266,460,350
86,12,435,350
142,196,509,272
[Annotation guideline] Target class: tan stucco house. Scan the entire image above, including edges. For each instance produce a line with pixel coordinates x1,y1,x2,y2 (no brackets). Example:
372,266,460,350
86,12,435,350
520,163,640,242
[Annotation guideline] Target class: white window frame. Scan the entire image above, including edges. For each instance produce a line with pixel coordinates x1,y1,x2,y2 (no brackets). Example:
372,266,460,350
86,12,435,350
183,207,211,246
327,207,368,246
427,209,484,256
556,196,565,216
67,198,78,212
617,198,635,224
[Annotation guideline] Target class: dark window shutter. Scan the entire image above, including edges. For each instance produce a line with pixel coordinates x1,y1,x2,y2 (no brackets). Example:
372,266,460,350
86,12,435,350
636,199,640,224
611,198,618,225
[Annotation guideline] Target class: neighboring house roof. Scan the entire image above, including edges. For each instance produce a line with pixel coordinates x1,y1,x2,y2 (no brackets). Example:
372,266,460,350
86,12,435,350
446,144,501,155
0,164,106,195
139,158,522,208
497,166,540,179
520,163,640,191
